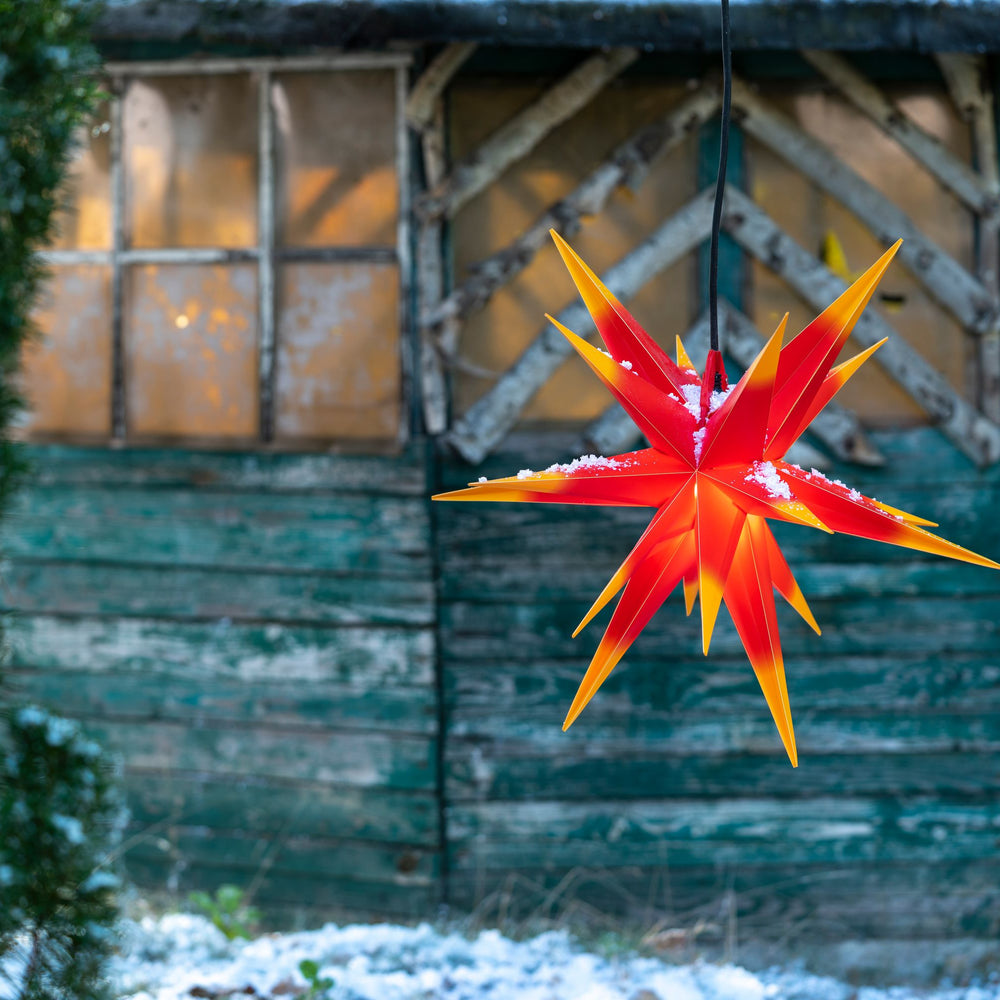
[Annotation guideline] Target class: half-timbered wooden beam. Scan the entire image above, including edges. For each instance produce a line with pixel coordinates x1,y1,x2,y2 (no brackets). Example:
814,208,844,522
418,48,638,222
422,81,721,332
447,188,716,463
406,42,477,133
722,187,1000,465
732,77,999,338
937,53,1000,422
802,50,995,218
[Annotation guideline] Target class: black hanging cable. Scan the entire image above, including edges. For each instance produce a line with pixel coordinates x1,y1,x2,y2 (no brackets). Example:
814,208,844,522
709,0,732,377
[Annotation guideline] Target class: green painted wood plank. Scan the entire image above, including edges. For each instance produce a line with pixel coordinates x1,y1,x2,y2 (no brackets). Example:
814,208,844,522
444,651,1000,716
446,796,1000,870
0,563,434,625
442,558,1000,603
2,615,435,687
447,859,1000,938
125,827,437,886
3,488,430,575
20,444,427,495
7,669,437,735
124,774,438,847
445,708,1000,755
87,719,436,790
440,593,1000,660
446,746,1000,802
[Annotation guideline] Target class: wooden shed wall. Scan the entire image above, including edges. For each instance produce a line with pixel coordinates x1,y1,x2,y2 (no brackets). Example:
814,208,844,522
0,444,439,922
1,430,999,939
436,428,1000,941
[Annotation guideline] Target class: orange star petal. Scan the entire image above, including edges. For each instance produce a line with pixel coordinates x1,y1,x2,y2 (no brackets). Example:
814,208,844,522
433,233,1000,765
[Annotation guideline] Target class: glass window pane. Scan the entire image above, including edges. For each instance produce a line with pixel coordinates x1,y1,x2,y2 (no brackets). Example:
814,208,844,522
275,263,399,441
49,100,112,250
21,266,112,436
125,75,258,248
125,264,258,438
274,70,397,248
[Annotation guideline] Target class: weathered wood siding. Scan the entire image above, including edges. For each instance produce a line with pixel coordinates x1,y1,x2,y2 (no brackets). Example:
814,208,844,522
3,429,1000,938
436,428,1000,940
0,444,439,922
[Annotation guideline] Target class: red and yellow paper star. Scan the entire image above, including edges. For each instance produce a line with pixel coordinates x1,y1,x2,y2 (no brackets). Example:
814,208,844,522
434,232,999,766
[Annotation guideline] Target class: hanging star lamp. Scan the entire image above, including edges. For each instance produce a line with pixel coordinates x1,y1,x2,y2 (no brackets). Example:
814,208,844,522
433,0,1000,766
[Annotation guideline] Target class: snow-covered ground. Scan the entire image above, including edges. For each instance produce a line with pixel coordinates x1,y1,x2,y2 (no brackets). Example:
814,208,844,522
107,914,1000,1000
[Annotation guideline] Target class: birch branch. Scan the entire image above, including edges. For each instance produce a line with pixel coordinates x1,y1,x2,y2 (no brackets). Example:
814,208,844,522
406,43,477,133
416,101,453,433
447,188,716,463
732,77,998,337
418,48,638,222
422,81,721,331
722,187,1000,465
802,50,995,217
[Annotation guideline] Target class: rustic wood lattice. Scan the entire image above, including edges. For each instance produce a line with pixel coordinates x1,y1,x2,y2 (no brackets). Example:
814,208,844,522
407,46,1000,467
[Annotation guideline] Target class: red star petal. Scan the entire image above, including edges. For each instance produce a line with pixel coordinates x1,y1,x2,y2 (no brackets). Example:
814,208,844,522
434,231,1000,765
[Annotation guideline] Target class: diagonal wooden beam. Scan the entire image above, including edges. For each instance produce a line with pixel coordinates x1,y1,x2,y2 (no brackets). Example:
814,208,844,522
802,50,996,218
936,53,1000,423
422,80,721,332
722,187,1000,465
731,77,999,338
406,42,477,133
418,47,638,222
580,304,880,467
447,188,716,463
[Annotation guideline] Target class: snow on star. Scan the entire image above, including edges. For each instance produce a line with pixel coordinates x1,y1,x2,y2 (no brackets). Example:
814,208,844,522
433,231,999,766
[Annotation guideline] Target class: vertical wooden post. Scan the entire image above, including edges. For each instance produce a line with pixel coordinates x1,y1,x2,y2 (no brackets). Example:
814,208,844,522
416,100,453,435
110,76,126,442
257,68,277,442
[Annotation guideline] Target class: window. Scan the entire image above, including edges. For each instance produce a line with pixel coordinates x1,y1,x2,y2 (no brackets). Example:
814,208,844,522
24,55,410,449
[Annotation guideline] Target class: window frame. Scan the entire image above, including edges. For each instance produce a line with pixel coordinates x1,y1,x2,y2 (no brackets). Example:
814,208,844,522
39,52,413,449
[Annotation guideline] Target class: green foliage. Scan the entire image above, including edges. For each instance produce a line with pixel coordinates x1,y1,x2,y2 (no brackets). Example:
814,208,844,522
187,885,262,942
296,959,334,999
0,0,101,516
0,706,125,1000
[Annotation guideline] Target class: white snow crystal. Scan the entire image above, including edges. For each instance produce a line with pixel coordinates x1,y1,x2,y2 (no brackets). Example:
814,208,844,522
516,469,535,480
478,476,487,483
693,427,707,463
746,460,792,500
709,385,733,414
620,359,633,371
679,383,703,419
545,454,622,475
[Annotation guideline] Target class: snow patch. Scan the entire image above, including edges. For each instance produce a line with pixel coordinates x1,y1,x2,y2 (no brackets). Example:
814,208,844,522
478,476,487,483
746,460,792,500
693,427,707,463
620,359,633,371
679,383,703,419
516,469,535,480
80,914,1000,1000
545,454,623,475
709,386,733,414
